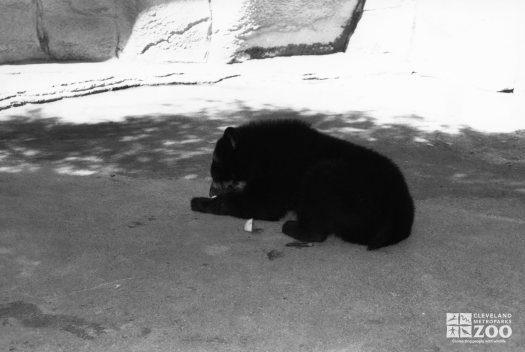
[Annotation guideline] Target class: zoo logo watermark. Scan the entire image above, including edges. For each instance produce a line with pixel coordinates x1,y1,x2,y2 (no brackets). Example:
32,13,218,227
446,313,512,344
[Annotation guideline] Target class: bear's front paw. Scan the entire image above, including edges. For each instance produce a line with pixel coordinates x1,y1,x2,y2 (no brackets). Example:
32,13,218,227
191,197,213,212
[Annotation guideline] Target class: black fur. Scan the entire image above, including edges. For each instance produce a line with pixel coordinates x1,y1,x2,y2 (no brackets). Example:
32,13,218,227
191,119,414,250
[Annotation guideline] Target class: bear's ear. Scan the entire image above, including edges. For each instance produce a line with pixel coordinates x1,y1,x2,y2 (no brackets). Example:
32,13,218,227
224,127,238,149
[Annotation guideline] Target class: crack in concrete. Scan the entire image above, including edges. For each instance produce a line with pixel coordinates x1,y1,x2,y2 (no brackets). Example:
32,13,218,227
0,73,241,111
114,3,121,58
33,0,53,59
64,0,114,17
212,74,240,84
140,17,210,55
0,94,17,102
237,0,366,61
43,277,137,299
205,0,213,62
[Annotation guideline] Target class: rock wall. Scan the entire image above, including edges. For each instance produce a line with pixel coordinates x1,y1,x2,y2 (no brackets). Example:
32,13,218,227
0,0,365,64
0,0,138,63
209,0,364,62
0,0,47,63
346,0,524,92
120,0,212,63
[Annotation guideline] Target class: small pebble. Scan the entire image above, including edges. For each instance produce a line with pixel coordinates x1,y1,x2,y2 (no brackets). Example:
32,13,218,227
267,250,283,260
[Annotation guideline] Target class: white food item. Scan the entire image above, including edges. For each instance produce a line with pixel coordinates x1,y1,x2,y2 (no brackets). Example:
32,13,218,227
244,218,254,232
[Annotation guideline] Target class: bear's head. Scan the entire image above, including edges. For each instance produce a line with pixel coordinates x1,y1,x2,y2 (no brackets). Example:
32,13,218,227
209,127,248,197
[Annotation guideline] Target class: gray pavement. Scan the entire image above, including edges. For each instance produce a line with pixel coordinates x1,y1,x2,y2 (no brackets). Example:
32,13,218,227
0,97,524,351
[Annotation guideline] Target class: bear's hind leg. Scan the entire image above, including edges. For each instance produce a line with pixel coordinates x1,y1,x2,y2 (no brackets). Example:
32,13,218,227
282,220,329,242
285,159,380,246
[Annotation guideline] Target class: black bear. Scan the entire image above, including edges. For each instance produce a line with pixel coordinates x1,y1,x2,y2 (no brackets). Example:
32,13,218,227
191,119,414,250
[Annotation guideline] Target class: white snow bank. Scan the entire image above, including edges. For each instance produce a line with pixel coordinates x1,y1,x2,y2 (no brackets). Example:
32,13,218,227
1,55,524,134
347,0,525,92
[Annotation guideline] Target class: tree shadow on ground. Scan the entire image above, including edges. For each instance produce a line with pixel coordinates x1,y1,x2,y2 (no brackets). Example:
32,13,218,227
1,107,524,201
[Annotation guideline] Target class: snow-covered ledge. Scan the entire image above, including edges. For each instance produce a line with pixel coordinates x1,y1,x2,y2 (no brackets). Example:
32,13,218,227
1,0,523,114
0,0,365,64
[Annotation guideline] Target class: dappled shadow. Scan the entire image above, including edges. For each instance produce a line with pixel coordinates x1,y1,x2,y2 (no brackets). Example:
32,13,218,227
0,107,524,201
0,112,225,179
310,115,525,201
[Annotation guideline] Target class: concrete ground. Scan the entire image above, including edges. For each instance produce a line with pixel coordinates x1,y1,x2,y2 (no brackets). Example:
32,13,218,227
0,80,524,351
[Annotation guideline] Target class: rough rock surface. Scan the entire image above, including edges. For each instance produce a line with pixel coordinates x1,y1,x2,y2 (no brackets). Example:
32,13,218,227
0,0,364,64
210,0,364,62
120,0,212,63
0,0,48,63
41,0,120,61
